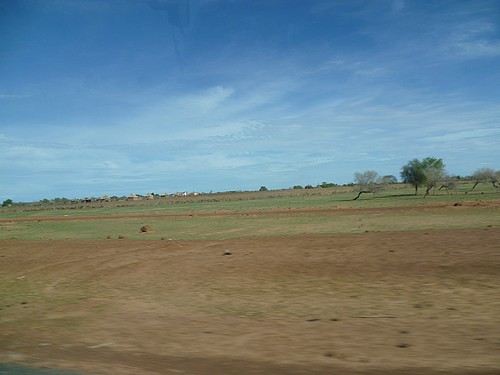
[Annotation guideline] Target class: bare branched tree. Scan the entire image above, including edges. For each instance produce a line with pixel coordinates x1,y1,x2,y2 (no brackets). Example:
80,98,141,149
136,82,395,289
353,170,384,200
423,170,445,197
487,169,498,188
438,175,458,194
469,168,497,192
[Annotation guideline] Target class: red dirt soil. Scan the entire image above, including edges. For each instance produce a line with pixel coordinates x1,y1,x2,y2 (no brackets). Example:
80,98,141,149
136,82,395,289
1,228,499,374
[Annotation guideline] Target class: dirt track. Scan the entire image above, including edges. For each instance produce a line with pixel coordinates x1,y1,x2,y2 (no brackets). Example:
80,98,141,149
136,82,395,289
1,228,500,374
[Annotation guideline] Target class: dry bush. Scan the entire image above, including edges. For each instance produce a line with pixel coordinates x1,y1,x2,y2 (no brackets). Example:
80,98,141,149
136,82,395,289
140,225,152,233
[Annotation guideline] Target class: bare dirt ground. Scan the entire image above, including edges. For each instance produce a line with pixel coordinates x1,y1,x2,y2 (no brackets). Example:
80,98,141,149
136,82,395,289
1,226,499,374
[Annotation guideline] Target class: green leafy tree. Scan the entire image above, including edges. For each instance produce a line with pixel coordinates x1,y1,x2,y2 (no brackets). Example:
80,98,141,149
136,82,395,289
400,159,426,195
259,186,268,191
317,181,336,188
401,157,445,196
2,199,13,207
421,157,445,197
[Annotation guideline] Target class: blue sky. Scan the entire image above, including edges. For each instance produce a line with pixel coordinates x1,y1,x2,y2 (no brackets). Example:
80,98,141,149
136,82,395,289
1,0,499,201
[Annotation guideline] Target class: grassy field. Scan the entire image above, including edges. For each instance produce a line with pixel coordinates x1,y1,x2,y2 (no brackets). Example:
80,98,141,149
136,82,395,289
1,182,498,240
1,182,496,217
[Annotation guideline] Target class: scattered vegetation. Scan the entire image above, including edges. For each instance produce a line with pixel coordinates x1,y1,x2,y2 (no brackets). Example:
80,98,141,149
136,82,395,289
0,180,498,241
1,157,498,208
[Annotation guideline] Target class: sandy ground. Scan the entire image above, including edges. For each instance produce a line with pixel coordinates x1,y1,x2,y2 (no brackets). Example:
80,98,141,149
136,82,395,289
1,227,499,374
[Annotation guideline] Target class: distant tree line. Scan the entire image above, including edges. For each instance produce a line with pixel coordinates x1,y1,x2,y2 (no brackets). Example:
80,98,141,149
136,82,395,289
290,181,339,190
2,160,498,206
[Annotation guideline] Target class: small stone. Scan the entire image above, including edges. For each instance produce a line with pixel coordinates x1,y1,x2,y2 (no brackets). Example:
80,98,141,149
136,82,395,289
223,250,232,256
397,343,411,348
324,352,334,357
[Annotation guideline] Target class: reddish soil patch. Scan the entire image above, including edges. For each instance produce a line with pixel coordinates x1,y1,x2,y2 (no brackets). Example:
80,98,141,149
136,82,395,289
1,229,499,374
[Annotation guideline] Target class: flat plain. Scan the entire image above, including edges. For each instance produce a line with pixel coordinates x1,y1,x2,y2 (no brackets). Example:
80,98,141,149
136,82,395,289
1,184,499,374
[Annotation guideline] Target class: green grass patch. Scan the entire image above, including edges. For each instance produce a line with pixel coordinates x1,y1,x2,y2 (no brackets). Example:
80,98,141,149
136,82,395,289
1,204,497,240
1,182,498,240
1,182,497,219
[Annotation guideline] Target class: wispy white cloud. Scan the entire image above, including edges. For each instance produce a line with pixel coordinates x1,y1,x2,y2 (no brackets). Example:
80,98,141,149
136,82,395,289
177,85,235,112
423,128,500,144
0,93,31,99
445,21,500,58
451,39,500,58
